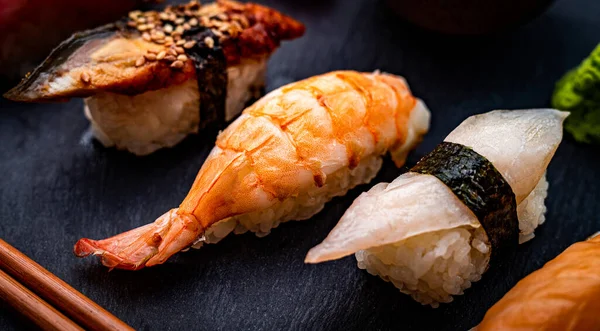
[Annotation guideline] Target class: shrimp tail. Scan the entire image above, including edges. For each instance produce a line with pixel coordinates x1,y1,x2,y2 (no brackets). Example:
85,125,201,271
73,209,203,270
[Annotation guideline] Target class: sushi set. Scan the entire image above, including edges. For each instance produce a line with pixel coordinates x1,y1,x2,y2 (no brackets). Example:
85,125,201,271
1,0,599,330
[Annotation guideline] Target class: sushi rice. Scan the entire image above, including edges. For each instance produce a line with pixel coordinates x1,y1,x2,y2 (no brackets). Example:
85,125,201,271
355,174,548,307
197,154,383,247
84,57,267,155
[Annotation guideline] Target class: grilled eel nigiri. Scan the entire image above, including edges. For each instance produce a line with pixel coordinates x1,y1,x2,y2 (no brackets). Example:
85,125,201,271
4,0,304,155
74,70,431,270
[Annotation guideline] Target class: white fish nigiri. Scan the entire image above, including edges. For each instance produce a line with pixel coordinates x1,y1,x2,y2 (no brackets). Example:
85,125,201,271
306,109,568,307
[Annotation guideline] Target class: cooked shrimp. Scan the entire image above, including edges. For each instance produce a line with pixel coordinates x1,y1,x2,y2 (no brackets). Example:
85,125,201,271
74,70,431,270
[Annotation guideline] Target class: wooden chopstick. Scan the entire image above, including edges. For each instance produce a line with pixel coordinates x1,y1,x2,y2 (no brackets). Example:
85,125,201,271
0,239,134,331
0,269,83,331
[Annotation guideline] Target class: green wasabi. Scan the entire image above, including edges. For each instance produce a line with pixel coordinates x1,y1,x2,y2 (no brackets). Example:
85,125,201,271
552,44,600,144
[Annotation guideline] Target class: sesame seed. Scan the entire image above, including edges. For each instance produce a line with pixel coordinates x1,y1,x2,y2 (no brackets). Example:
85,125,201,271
231,21,242,31
177,54,188,61
225,1,244,10
168,48,178,56
171,60,184,69
135,57,145,67
156,51,166,60
164,55,177,62
204,36,214,48
80,72,91,84
240,17,249,28
126,2,253,50
128,11,141,19
144,53,157,61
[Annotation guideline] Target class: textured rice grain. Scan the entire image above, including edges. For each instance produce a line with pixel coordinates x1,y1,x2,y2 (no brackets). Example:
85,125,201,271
84,58,267,155
356,174,549,307
194,155,383,247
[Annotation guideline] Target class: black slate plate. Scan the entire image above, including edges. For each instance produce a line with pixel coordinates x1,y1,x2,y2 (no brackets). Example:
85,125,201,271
1,0,599,330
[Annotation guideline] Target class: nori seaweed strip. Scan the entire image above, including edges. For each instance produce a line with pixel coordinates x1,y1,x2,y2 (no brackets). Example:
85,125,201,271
410,142,519,262
184,28,228,130
122,17,228,130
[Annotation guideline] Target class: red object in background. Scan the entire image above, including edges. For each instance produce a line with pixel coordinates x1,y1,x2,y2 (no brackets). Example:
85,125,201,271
0,0,139,84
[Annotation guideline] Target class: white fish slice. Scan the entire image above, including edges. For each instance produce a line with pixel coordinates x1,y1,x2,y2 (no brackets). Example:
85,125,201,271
306,108,568,263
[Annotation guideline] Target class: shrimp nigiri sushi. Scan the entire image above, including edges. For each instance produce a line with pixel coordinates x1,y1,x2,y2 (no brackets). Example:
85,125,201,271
73,70,431,270
306,108,568,307
476,232,600,330
3,0,304,155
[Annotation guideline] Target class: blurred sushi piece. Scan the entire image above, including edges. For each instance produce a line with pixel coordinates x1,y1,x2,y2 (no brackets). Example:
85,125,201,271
306,109,568,307
476,233,600,330
4,0,304,155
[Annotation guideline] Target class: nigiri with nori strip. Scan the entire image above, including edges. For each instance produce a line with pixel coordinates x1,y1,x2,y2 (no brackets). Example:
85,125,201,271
476,233,600,330
306,109,567,307
3,0,304,155
73,70,431,270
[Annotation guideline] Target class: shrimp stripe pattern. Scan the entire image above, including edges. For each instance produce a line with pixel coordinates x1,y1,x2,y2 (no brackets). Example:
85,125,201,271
74,71,426,270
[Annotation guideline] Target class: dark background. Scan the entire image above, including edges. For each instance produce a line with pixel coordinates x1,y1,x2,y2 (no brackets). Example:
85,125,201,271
1,0,599,330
